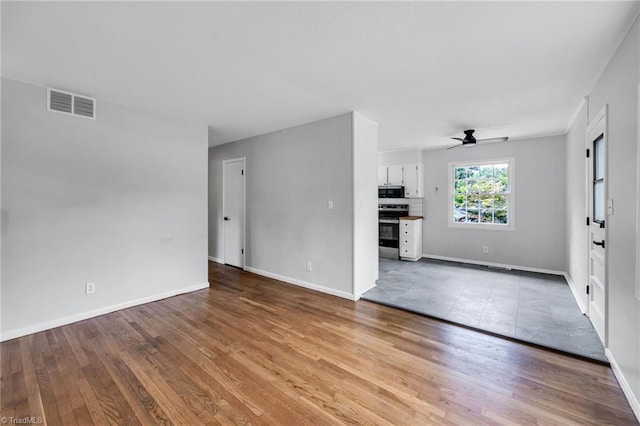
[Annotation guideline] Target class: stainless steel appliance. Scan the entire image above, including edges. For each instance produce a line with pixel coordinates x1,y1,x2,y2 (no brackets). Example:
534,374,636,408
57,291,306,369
379,204,409,259
378,186,405,198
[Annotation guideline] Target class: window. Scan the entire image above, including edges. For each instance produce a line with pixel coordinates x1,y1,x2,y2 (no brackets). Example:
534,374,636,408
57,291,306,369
592,135,605,224
449,159,514,230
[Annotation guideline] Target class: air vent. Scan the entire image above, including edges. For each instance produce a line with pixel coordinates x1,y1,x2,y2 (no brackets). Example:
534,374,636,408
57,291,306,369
47,88,96,119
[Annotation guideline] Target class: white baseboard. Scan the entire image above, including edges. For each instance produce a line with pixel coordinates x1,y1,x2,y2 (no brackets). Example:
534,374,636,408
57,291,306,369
0,282,210,342
208,256,224,264
243,266,356,301
564,273,587,314
355,282,377,301
421,254,565,276
606,349,640,422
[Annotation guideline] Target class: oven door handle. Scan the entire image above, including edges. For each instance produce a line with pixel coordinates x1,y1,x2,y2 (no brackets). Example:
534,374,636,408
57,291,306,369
379,219,400,224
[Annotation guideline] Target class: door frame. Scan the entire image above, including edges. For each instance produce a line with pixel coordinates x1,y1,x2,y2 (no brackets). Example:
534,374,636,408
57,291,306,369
222,157,246,268
585,105,608,346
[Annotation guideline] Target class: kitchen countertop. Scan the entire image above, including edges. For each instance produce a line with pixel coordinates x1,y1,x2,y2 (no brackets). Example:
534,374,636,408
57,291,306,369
399,216,423,220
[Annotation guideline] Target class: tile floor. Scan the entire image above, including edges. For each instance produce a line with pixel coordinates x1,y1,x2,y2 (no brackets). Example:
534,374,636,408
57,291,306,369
362,257,607,362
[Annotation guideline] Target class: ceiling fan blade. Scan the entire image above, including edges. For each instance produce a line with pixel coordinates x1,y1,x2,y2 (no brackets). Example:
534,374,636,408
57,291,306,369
477,137,509,144
446,144,462,150
451,137,464,141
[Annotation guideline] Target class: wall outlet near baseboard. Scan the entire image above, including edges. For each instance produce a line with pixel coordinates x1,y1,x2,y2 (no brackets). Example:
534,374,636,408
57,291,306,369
305,261,312,272
85,282,96,295
482,246,489,254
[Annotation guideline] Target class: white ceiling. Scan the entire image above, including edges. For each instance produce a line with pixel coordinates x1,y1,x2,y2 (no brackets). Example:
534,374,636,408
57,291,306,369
2,1,639,150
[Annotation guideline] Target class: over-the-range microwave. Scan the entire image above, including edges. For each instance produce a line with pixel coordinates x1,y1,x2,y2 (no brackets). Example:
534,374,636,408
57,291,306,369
378,186,405,198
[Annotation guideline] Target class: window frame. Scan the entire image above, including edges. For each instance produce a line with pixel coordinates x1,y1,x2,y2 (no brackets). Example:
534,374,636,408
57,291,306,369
447,158,515,231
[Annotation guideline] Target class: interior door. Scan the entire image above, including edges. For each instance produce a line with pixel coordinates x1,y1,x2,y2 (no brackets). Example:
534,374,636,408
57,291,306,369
587,110,607,344
223,158,245,268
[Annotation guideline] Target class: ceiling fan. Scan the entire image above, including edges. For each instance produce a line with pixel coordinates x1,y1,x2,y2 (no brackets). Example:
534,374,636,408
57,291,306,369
447,129,509,149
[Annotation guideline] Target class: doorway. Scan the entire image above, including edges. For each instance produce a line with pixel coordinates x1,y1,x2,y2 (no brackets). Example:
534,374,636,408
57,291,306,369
223,158,245,268
586,107,608,344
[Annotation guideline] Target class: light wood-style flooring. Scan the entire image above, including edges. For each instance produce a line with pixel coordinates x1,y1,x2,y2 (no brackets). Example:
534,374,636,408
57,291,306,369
1,262,637,425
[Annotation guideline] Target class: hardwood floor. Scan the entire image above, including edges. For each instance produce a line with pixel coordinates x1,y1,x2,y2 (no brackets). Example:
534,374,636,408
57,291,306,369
1,262,637,425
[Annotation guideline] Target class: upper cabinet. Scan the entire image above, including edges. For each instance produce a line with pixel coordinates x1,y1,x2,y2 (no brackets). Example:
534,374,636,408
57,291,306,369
387,165,404,186
378,166,388,186
403,163,424,198
378,165,403,186
378,163,424,198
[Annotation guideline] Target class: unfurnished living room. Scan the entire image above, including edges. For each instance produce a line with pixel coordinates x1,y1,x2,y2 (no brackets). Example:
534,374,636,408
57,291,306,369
2,1,640,424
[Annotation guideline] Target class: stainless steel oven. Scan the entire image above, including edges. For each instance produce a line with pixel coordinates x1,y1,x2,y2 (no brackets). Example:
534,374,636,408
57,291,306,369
379,204,409,259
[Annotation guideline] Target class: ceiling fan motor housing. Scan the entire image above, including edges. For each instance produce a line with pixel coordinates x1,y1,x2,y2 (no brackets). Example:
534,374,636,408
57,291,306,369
463,129,476,144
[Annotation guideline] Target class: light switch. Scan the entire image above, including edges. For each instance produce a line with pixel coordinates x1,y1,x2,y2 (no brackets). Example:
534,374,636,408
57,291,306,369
328,200,334,209
607,198,614,215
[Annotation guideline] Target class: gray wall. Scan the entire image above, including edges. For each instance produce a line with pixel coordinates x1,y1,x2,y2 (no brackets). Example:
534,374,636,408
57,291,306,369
1,78,208,339
421,134,567,272
566,16,640,409
209,113,355,296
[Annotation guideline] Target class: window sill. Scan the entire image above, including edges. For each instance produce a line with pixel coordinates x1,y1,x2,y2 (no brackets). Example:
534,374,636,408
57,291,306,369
448,222,515,231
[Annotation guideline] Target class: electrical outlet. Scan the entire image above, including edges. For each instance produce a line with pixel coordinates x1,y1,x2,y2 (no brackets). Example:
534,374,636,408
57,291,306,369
328,200,334,209
85,282,95,295
306,261,312,272
482,246,489,254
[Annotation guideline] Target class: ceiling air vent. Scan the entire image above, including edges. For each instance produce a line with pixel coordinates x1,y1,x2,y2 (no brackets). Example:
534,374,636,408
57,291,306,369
47,88,96,119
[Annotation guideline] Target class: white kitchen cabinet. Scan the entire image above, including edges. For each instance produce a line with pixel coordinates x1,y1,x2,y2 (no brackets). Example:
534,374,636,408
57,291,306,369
378,164,404,186
400,218,423,261
403,163,424,198
387,165,404,186
378,166,389,186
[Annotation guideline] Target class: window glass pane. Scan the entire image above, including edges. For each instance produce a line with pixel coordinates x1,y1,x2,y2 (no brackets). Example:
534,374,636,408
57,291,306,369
594,181,605,222
494,164,508,193
494,195,507,209
467,208,479,223
495,209,508,224
480,209,494,223
594,137,604,181
479,165,494,193
479,195,493,209
467,195,480,209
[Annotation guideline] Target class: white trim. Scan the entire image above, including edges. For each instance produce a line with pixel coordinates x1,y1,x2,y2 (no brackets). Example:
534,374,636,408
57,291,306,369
244,266,356,301
208,256,224,264
447,157,515,231
606,349,640,422
636,84,640,301
564,273,587,314
355,283,377,301
0,282,210,342
421,253,566,276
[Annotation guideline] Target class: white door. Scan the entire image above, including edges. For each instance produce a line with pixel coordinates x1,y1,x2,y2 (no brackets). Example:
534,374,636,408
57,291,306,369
587,109,607,344
223,158,245,268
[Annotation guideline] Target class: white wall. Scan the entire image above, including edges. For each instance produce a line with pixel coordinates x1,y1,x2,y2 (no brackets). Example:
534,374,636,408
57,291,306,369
565,102,589,312
209,113,356,298
421,135,567,272
1,78,209,340
352,112,379,297
566,16,640,416
378,148,421,166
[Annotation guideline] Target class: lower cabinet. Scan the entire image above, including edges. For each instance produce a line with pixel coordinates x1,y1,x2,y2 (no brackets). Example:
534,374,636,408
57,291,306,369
400,218,423,262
